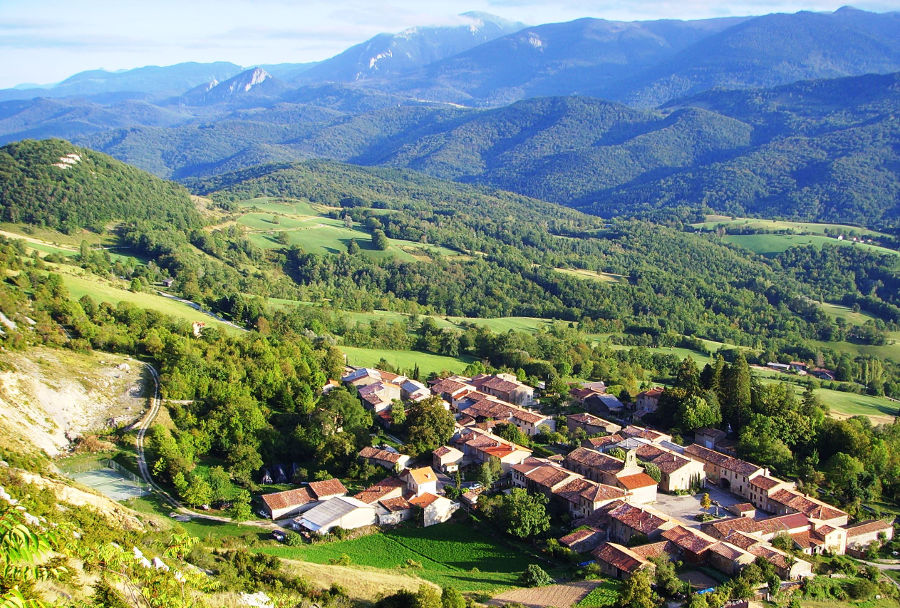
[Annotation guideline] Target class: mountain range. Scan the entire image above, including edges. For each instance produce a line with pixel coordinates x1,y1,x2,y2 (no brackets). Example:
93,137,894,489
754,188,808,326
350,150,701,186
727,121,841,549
0,7,898,228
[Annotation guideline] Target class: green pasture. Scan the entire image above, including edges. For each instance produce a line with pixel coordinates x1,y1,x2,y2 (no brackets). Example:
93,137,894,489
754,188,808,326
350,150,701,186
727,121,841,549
257,522,553,592
340,346,474,376
721,234,898,258
693,216,886,238
56,268,238,333
554,267,626,284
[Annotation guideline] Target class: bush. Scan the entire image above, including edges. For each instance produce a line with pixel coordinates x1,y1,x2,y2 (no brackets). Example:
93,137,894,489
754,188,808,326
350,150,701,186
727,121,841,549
520,564,552,587
847,578,877,600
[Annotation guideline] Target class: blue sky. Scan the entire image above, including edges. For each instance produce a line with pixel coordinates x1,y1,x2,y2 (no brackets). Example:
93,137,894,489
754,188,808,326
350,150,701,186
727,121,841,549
1,0,897,88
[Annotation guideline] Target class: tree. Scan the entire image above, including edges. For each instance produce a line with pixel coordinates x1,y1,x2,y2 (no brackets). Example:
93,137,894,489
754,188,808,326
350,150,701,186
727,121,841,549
617,568,660,608
441,586,465,608
477,457,501,488
520,564,552,587
651,556,684,597
676,357,701,395
700,493,712,511
676,395,721,431
229,489,252,522
347,239,360,254
372,229,388,250
494,422,530,447
722,353,751,430
405,396,455,455
495,489,550,540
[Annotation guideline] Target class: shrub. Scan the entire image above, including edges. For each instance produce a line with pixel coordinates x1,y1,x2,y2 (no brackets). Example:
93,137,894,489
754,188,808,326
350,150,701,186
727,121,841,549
520,564,552,587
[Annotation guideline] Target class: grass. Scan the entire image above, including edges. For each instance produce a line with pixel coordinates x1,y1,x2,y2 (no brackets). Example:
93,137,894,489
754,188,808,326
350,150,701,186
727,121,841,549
800,599,900,608
608,344,715,366
54,267,239,333
693,216,887,238
124,494,260,541
814,387,898,419
228,196,463,264
721,234,898,258
257,522,553,592
340,346,474,377
554,268,625,284
576,580,619,607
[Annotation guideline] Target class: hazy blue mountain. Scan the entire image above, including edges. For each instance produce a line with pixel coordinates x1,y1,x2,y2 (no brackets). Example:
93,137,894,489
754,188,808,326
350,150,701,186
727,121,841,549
180,67,288,106
379,15,747,106
293,12,525,84
0,62,243,102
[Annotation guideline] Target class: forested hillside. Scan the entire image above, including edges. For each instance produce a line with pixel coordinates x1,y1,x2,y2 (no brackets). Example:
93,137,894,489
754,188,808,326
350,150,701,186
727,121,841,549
0,139,201,232
68,72,900,228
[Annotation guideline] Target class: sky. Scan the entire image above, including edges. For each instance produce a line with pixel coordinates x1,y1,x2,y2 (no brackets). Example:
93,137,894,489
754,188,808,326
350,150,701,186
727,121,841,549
1,0,898,89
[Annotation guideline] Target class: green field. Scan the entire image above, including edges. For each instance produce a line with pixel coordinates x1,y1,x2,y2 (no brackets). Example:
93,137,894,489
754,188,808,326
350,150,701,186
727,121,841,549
257,522,551,592
56,268,239,333
268,299,554,334
693,216,886,238
229,196,463,263
554,268,625,284
576,581,620,607
340,346,474,376
754,370,897,420
721,234,898,258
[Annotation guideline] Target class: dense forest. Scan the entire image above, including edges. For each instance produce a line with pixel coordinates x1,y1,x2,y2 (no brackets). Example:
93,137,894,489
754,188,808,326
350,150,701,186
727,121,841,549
0,139,201,232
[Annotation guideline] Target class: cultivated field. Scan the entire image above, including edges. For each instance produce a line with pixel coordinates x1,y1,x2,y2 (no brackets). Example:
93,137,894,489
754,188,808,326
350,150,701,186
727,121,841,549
490,580,611,608
339,346,474,377
554,268,626,284
257,522,552,592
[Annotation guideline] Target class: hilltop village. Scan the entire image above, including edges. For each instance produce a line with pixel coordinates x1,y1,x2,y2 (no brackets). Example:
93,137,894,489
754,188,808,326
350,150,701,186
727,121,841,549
257,366,894,588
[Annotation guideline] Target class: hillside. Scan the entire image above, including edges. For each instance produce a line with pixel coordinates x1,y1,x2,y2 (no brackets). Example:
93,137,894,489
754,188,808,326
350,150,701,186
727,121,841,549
0,139,201,231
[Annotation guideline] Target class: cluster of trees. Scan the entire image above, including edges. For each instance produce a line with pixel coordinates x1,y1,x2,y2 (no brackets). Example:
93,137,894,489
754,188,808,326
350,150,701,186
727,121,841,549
651,355,900,512
0,139,201,232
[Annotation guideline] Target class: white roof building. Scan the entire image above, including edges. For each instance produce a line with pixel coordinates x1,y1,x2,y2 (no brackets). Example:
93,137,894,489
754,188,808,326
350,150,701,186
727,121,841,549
295,496,377,534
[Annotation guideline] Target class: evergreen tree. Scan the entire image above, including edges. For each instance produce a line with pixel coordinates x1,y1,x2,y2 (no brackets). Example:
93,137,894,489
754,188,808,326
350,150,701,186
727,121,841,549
723,353,751,430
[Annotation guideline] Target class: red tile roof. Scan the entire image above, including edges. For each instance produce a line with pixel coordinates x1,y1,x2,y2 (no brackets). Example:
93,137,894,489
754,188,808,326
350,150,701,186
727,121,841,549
560,527,602,548
566,447,624,473
617,473,658,490
769,489,847,522
581,483,626,504
379,497,412,512
592,542,650,574
844,519,893,538
749,475,784,491
308,478,348,499
261,487,315,512
605,501,669,534
409,493,441,508
359,446,405,463
661,525,716,555
630,541,673,559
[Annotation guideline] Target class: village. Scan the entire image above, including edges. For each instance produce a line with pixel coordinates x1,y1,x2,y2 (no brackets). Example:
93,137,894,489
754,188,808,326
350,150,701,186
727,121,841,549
256,366,894,594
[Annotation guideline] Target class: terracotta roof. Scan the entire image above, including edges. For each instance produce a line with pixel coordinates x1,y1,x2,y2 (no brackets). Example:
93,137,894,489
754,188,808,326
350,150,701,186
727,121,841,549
704,517,764,538
638,387,664,398
568,412,603,425
756,513,811,535
635,444,693,474
605,501,669,534
683,444,763,476
308,479,348,499
566,447,624,473
583,434,625,450
750,475,784,490
354,480,404,505
722,531,763,550
661,525,717,554
708,542,750,561
261,487,315,512
617,473,658,490
844,519,893,538
630,541,673,559
409,493,441,508
433,446,452,457
560,527,602,547
359,446,405,463
405,467,438,486
769,489,847,522
379,497,412,512
592,542,650,574
581,483,626,504
747,544,792,570
525,465,578,490
730,503,755,513
380,371,403,383
621,425,668,442
696,427,727,440
790,530,823,549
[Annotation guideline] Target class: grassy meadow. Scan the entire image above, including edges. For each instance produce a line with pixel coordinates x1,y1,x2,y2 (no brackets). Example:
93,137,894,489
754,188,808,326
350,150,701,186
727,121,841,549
693,216,887,238
721,233,897,258
257,522,554,592
340,346,474,377
230,196,463,263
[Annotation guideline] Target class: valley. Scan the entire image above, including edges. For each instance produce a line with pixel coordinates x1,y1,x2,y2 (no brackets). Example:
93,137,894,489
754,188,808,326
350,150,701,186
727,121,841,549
1,5,899,608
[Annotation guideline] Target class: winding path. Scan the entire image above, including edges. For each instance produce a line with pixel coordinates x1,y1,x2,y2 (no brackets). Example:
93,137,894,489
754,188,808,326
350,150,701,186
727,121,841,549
134,363,277,529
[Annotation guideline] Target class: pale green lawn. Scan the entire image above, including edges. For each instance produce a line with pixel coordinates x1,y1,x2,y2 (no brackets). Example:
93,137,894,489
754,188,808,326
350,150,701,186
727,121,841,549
340,346,474,377
722,234,897,258
692,216,887,238
554,267,625,284
56,268,238,333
